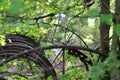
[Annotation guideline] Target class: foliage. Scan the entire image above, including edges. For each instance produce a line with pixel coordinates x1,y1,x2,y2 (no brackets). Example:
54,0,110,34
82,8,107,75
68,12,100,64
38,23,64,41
0,0,120,80
100,13,113,25
89,53,120,80
0,34,5,46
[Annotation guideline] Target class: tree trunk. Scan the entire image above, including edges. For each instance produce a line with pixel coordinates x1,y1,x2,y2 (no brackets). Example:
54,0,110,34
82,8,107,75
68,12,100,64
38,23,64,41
111,0,120,79
99,0,110,61
112,0,120,52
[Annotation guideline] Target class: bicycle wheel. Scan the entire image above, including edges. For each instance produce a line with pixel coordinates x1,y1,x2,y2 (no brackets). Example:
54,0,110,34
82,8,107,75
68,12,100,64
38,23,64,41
0,34,58,80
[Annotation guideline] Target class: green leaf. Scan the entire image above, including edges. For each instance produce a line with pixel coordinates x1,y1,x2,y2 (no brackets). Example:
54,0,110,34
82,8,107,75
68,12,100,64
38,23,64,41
0,34,5,46
69,21,78,28
47,76,53,80
115,24,120,35
80,18,88,25
0,0,5,5
100,14,113,25
0,65,8,71
9,0,24,14
28,78,34,80
89,9,99,18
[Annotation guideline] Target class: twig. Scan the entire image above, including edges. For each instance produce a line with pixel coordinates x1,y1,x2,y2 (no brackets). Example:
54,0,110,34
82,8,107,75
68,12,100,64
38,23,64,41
43,23,89,48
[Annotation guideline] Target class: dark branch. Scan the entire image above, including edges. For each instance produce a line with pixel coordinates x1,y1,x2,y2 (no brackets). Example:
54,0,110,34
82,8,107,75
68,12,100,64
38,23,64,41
42,45,108,57
43,23,89,48
0,45,107,66
33,13,56,21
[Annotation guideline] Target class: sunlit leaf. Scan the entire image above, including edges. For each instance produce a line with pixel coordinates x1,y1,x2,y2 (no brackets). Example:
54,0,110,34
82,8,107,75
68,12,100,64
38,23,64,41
0,34,5,46
13,61,17,65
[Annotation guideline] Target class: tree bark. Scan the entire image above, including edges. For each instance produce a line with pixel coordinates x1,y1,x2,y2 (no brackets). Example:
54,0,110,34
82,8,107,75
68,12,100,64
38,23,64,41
112,0,120,53
111,0,120,79
99,0,110,61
